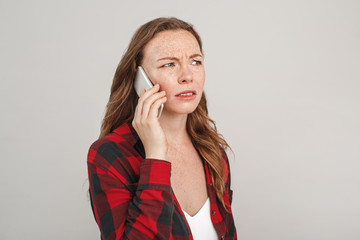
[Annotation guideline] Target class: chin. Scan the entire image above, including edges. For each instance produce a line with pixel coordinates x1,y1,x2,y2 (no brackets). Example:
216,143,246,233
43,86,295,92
163,96,202,115
164,104,199,115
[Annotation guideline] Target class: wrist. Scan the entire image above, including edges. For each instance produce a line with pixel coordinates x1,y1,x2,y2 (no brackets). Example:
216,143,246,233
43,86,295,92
145,149,167,161
145,154,167,161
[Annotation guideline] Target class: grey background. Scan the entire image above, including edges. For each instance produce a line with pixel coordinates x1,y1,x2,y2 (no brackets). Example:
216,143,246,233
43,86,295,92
1,0,359,239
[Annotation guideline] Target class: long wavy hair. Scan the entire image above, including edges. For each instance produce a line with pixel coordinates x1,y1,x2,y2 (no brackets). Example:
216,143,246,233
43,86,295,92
100,17,230,208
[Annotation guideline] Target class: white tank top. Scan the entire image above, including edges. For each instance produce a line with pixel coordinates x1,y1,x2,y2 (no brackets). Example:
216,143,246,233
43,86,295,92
182,198,218,240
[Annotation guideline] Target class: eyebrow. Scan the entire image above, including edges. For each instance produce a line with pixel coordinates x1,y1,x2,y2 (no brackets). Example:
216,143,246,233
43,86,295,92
157,53,203,61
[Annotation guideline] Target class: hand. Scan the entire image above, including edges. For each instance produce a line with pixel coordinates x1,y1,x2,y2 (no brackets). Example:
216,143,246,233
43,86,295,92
132,84,168,161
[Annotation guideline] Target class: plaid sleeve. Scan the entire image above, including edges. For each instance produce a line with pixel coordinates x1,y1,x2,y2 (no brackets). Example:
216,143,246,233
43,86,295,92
88,141,174,240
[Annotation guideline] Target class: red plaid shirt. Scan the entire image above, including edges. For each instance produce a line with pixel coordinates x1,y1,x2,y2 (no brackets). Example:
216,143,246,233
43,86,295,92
87,123,237,240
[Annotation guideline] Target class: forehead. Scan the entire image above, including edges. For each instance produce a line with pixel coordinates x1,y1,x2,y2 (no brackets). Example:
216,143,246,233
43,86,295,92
143,30,201,59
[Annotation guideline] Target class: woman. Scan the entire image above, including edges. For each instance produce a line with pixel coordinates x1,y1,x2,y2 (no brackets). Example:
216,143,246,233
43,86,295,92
87,17,237,240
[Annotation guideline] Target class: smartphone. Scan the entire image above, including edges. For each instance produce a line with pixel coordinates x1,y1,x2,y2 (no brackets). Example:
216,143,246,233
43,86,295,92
134,66,164,118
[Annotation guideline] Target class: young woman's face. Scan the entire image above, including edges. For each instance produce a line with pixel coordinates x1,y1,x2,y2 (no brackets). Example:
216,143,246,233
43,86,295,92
141,30,205,116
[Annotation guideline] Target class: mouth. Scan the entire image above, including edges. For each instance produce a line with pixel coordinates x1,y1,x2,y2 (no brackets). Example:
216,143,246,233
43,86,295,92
176,90,197,96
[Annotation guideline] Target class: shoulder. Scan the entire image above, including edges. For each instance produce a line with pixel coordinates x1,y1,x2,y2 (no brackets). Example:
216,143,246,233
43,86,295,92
87,123,141,169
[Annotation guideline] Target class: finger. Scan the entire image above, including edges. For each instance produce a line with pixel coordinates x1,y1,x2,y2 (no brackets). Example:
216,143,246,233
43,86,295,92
138,84,160,103
135,84,161,123
148,95,167,119
141,91,166,120
134,91,143,122
140,84,160,99
135,85,151,110
139,88,146,97
136,85,159,116
135,88,146,115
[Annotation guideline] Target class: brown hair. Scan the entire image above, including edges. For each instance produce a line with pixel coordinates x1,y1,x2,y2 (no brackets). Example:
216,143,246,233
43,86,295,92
100,17,230,208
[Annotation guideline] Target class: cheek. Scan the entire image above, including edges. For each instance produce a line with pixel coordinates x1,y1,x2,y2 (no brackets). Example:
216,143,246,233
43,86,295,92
159,83,172,94
196,71,205,88
150,72,176,91
146,71,164,86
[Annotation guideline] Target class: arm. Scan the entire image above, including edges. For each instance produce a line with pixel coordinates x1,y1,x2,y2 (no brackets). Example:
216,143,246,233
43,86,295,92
88,145,174,240
88,84,170,239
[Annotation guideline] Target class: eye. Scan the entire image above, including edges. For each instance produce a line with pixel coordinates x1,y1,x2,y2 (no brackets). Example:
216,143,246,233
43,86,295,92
192,60,202,65
163,62,175,67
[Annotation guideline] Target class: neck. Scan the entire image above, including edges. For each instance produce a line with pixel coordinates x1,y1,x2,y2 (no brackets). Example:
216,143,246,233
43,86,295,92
159,111,190,145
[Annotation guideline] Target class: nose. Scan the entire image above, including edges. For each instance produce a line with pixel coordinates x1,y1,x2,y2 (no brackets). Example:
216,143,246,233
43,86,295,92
178,64,193,84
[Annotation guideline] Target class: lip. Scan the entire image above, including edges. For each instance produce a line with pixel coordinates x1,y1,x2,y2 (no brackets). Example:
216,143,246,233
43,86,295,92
175,90,197,96
175,90,197,100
